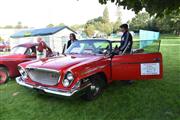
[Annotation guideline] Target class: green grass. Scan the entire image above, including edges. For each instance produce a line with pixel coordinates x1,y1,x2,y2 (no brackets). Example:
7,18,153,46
0,35,180,120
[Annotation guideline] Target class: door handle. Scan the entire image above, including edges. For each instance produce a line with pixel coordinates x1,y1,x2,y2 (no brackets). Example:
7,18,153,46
153,58,160,62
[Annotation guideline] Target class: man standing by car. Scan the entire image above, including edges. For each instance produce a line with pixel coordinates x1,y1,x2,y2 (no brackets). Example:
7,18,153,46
67,33,77,49
119,24,134,84
119,24,133,54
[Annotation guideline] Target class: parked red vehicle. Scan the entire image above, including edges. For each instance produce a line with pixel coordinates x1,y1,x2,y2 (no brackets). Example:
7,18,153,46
16,39,163,100
0,43,53,84
0,42,10,51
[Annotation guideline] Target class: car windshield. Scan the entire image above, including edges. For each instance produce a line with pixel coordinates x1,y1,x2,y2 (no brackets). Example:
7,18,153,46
65,40,110,55
11,46,27,54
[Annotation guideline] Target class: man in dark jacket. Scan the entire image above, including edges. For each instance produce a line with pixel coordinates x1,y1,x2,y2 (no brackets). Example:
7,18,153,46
119,24,133,54
67,33,77,49
120,24,134,84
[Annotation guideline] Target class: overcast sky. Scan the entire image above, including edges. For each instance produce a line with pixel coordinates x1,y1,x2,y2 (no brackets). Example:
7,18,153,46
0,0,135,28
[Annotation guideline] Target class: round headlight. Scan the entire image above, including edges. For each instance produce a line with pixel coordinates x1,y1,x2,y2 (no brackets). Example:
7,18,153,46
18,67,28,79
66,72,74,81
62,79,70,87
62,72,74,87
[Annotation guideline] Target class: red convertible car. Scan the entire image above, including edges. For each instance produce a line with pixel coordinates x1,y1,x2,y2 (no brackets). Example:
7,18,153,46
16,39,163,100
0,43,53,84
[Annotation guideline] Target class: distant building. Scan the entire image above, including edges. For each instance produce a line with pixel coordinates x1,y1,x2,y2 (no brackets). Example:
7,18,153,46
0,28,27,42
10,26,77,53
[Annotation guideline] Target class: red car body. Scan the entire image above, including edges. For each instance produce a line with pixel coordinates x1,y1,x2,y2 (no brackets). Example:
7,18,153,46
0,43,53,83
16,40,163,100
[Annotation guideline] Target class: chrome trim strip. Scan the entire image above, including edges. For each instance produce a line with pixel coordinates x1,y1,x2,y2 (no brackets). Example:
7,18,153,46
16,77,33,89
16,77,91,97
26,66,59,73
112,61,161,65
18,65,28,78
0,58,35,61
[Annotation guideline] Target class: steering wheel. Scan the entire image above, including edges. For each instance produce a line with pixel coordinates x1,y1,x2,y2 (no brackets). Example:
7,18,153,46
96,45,110,54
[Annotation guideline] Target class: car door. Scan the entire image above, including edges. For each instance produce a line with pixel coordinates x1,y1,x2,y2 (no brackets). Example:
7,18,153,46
111,52,163,80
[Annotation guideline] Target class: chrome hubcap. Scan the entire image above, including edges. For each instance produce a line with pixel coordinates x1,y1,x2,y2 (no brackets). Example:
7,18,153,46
0,71,7,83
90,85,100,95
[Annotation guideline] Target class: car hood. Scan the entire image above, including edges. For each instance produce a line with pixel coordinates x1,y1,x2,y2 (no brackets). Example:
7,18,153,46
25,55,104,71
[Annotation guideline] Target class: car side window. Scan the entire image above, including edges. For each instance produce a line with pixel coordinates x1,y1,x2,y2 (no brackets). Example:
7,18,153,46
25,46,36,55
93,42,110,54
111,42,121,55
112,42,121,50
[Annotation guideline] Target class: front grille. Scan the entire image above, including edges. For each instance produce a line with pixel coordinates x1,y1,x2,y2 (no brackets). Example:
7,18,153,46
26,68,60,86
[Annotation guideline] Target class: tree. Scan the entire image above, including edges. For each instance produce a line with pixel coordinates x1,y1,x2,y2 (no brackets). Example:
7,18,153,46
169,10,180,35
84,24,96,37
46,23,65,28
113,7,122,33
113,20,121,33
71,24,84,31
47,24,54,27
97,22,113,36
98,0,180,16
128,12,150,32
149,10,180,34
4,25,13,29
85,17,113,36
0,36,3,42
116,7,122,23
15,21,23,28
127,9,180,35
86,16,104,25
103,7,110,23
58,23,65,27
84,7,113,36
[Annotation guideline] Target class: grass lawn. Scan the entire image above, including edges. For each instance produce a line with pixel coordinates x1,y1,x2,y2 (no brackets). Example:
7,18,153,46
0,35,180,120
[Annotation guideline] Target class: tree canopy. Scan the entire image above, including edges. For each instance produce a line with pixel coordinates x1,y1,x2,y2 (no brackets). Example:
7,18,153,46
84,7,121,37
98,0,180,16
128,11,180,35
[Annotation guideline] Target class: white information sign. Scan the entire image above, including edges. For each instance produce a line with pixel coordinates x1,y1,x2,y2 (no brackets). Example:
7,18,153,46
141,63,160,75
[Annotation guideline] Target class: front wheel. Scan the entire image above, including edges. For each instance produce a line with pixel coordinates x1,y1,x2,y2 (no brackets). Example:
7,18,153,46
0,68,9,84
81,75,105,101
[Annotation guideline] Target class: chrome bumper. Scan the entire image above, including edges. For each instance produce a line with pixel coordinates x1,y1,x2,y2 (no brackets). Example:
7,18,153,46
16,77,90,97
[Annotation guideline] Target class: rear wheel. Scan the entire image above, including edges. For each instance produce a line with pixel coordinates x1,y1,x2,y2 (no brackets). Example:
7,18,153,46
0,67,9,84
81,74,105,101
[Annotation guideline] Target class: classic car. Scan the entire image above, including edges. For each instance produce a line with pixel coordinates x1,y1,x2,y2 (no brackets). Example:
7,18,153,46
0,42,10,52
0,43,53,84
16,39,163,100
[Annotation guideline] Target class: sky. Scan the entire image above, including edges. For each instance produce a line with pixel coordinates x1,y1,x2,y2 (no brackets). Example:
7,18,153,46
0,0,135,28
